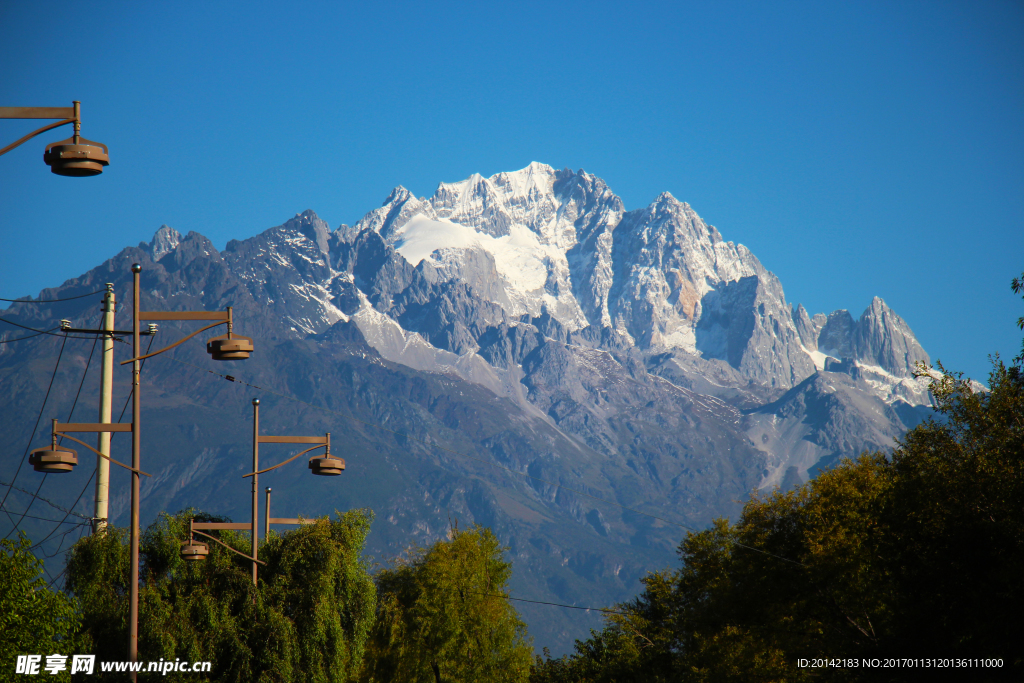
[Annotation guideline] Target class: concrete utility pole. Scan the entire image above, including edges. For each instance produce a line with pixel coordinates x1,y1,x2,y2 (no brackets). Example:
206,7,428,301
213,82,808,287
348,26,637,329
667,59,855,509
93,284,115,534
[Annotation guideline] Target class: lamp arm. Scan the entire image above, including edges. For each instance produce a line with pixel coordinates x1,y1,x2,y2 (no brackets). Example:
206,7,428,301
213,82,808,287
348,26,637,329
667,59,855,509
119,320,224,365
56,433,153,477
242,444,324,478
0,118,74,158
191,529,267,565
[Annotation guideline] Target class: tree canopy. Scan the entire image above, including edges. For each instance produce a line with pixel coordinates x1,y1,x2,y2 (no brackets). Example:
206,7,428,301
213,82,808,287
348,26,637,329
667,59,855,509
360,523,533,683
1,532,81,681
65,509,376,682
533,276,1024,682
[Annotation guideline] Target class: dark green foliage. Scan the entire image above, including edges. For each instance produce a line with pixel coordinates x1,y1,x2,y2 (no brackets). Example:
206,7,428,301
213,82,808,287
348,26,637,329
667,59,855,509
533,324,1023,680
66,509,376,682
1013,271,1023,362
882,357,1023,660
1,532,81,680
360,524,532,683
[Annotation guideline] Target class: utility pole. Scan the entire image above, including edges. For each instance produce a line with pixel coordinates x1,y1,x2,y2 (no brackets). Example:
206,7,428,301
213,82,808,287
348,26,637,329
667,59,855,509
129,264,141,679
252,398,260,586
94,284,115,534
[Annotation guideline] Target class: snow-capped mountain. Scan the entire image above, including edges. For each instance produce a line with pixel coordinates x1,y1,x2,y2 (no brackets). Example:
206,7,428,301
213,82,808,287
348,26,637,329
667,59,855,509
92,162,934,491
0,163,936,654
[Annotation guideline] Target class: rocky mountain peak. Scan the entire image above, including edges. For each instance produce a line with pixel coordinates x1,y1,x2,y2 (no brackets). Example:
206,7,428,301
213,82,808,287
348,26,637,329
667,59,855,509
205,163,932,396
280,210,331,255
429,163,561,240
854,296,929,376
818,310,857,359
148,225,183,262
800,298,928,379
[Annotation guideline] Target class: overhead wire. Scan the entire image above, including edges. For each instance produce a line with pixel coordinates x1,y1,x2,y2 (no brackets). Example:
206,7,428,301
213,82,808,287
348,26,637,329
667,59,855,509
0,333,68,533
0,505,90,525
0,317,102,340
0,327,60,344
41,521,91,557
5,332,99,540
28,333,157,558
0,288,106,303
466,591,626,615
0,480,91,521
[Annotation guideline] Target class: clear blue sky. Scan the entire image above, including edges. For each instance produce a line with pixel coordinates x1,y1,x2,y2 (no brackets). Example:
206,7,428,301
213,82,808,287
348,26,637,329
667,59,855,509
1,0,1021,382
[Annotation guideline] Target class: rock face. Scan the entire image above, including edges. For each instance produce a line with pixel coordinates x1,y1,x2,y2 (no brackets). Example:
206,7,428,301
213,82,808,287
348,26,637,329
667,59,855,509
0,163,935,656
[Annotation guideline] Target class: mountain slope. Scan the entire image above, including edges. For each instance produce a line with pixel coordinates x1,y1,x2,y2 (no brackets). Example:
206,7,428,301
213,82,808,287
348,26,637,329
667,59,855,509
0,163,934,654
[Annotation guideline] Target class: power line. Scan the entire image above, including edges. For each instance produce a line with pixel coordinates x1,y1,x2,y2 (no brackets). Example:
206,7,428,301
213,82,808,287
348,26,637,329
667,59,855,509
0,334,68,535
28,469,96,551
0,288,106,303
466,591,626,615
0,504,90,525
5,333,98,539
0,481,91,521
58,333,100,446
0,317,101,340
44,523,90,590
155,354,805,568
0,327,59,344
27,333,157,551
47,564,70,589
40,520,92,557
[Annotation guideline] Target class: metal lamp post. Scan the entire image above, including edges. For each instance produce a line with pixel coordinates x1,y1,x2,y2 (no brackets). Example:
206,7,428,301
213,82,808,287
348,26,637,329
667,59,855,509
29,263,254,680
181,398,343,586
0,101,109,175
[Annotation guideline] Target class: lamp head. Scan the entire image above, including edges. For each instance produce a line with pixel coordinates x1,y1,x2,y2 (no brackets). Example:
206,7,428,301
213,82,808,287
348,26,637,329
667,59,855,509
309,455,345,476
180,541,209,562
207,333,254,360
43,137,109,176
28,446,78,473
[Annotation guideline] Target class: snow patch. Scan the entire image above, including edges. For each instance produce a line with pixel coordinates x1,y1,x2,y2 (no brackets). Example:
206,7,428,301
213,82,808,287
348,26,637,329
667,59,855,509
394,215,552,294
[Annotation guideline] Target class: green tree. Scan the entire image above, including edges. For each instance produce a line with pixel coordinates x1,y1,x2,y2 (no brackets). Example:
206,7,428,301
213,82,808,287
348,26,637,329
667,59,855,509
0,532,82,680
361,524,532,683
66,509,376,682
879,356,1023,660
534,270,1024,681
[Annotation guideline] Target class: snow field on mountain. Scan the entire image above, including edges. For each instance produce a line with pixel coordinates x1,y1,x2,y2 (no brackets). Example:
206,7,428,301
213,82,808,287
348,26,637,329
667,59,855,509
393,214,568,304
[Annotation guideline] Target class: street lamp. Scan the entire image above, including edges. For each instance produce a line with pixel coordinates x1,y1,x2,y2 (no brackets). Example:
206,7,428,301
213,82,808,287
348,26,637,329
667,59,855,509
180,398,342,586
27,264,255,679
29,419,145,477
119,264,253,679
0,101,109,176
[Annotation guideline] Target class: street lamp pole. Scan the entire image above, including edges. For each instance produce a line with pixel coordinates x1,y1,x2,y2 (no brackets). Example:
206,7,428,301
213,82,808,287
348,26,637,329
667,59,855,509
129,265,142,673
247,398,340,585
183,400,343,586
252,398,259,586
118,263,253,681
